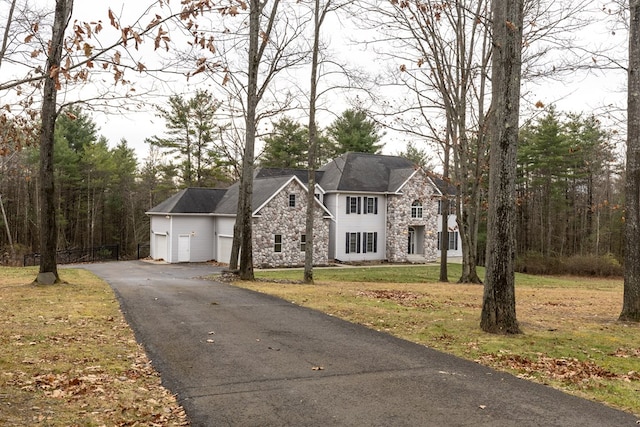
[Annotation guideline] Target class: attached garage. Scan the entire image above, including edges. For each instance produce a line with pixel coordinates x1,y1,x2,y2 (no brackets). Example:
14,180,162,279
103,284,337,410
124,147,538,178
154,233,168,261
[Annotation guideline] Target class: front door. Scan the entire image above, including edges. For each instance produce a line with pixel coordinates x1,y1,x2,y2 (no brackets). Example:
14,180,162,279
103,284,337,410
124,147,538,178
408,227,415,254
178,235,190,262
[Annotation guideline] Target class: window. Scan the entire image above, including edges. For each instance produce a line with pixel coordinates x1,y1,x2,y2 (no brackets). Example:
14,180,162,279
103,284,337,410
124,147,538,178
345,232,361,253
346,196,361,214
289,194,296,207
364,232,378,253
274,234,282,252
411,200,423,218
300,234,306,252
364,197,378,214
438,231,459,251
437,200,456,215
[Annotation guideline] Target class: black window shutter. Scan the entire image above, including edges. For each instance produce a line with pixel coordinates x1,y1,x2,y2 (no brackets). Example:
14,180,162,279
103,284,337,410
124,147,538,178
357,232,361,253
363,197,367,215
357,197,361,214
346,197,350,214
362,233,367,253
374,232,378,253
374,197,378,214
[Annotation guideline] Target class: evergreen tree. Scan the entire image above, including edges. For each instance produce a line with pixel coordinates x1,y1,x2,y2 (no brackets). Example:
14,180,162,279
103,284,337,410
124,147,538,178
396,141,434,170
260,117,309,168
147,90,225,187
327,109,384,155
259,117,331,168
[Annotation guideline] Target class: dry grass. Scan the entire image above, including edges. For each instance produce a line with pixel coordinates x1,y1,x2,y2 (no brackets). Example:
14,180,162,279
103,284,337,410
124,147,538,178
234,269,640,416
0,267,188,426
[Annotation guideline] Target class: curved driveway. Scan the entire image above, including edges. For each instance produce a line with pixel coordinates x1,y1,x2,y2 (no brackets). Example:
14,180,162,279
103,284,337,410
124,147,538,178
82,261,638,427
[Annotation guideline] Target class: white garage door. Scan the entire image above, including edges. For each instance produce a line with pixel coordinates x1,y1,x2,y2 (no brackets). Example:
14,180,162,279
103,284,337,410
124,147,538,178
217,236,233,264
155,234,168,261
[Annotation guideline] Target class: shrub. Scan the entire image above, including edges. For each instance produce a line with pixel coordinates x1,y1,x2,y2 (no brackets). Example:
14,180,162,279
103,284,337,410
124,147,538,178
515,252,622,277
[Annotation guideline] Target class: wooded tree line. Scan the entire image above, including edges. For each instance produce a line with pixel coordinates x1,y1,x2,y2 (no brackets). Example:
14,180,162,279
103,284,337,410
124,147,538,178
516,108,622,259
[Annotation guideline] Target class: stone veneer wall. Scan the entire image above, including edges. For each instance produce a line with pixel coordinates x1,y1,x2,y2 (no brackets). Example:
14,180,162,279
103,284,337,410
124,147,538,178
386,172,439,262
253,181,330,268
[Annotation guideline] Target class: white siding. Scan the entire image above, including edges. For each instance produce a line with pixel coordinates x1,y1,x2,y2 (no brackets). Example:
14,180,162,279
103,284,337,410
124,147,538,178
332,193,387,262
436,210,462,257
168,216,215,263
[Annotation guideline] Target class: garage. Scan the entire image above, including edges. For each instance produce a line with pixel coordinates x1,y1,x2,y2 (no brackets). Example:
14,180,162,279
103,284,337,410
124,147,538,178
217,235,233,264
155,233,168,261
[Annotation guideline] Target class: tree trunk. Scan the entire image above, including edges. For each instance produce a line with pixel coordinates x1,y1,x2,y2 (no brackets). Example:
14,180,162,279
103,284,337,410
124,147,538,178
480,0,524,334
621,0,640,322
439,128,450,282
229,176,243,271
36,0,73,284
237,0,262,281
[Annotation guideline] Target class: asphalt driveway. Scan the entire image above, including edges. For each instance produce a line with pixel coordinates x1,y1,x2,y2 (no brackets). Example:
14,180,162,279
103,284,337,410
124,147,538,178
81,261,639,427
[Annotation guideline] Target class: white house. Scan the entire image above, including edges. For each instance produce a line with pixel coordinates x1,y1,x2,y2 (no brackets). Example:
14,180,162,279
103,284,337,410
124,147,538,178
147,153,462,266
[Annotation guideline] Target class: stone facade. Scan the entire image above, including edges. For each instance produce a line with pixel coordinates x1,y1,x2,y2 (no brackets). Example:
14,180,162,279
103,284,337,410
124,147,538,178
386,171,439,262
252,180,330,268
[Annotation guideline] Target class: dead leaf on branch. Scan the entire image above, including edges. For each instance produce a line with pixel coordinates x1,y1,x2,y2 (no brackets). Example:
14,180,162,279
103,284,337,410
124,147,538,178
108,9,119,29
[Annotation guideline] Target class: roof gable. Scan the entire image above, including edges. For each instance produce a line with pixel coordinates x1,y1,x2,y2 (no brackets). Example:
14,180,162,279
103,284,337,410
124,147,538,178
253,175,333,217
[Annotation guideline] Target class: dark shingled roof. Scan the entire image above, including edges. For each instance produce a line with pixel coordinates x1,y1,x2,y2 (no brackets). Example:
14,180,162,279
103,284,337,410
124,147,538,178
147,188,227,214
318,152,419,193
428,174,456,196
213,175,300,215
148,154,447,216
255,167,324,183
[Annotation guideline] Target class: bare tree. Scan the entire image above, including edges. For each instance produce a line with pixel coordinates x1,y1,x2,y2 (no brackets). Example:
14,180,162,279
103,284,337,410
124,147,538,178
480,0,524,334
621,0,640,322
304,0,332,283
360,0,491,283
36,0,74,284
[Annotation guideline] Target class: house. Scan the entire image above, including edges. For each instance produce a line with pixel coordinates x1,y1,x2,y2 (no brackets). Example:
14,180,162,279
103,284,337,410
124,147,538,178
147,152,462,266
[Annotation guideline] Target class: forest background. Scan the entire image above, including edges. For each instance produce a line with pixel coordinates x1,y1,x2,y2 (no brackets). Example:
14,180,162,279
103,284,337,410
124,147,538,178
0,0,630,268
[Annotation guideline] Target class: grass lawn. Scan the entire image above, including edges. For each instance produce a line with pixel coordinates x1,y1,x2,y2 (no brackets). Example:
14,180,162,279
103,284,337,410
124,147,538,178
0,267,188,426
232,264,640,416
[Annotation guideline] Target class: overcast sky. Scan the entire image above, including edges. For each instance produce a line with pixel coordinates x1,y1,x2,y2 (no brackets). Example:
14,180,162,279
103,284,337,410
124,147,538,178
3,1,629,164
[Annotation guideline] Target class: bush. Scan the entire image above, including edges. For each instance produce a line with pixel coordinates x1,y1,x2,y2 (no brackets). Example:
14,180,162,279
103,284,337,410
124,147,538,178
516,252,623,277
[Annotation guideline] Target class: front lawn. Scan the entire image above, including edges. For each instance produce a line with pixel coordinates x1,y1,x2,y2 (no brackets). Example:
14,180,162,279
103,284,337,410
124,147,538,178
0,267,188,426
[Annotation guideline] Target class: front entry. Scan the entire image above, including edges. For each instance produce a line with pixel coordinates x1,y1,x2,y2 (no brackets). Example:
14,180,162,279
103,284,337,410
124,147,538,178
408,227,416,254
408,226,425,256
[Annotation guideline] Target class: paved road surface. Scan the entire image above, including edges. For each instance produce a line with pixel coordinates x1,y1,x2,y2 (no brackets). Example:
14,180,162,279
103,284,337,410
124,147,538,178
81,261,639,427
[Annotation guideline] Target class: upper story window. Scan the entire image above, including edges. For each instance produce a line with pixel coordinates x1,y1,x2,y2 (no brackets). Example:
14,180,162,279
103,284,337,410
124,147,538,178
411,200,423,218
346,196,361,214
346,196,377,214
289,194,296,207
364,196,378,214
437,199,456,215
